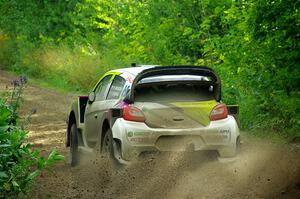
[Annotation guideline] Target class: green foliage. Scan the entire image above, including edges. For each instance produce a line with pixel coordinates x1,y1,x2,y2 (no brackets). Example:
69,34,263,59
0,34,17,69
0,77,64,198
212,0,300,139
0,0,299,139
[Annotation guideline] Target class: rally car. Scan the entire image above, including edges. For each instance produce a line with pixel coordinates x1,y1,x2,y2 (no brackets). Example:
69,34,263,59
66,65,240,166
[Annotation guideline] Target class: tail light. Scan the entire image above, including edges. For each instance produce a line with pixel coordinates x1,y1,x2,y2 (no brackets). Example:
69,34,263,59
123,105,145,122
210,103,228,121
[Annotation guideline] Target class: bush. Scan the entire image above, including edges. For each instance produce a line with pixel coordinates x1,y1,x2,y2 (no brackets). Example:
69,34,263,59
0,76,64,198
1,37,108,91
0,34,17,70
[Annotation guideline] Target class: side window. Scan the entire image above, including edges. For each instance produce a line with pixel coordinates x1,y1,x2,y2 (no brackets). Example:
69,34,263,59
107,76,126,100
94,75,112,101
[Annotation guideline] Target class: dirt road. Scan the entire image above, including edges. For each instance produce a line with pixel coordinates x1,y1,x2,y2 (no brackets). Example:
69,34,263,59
1,71,300,199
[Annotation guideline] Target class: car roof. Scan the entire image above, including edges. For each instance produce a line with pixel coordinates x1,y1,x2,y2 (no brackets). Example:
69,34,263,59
110,65,158,77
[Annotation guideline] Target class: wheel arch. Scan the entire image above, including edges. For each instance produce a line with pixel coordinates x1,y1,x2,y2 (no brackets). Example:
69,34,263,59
100,118,122,150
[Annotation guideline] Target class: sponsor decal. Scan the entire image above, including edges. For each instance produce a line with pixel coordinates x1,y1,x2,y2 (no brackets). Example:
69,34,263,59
127,76,134,83
127,131,134,137
129,137,146,142
133,131,146,136
127,131,146,137
219,129,231,134
127,131,148,142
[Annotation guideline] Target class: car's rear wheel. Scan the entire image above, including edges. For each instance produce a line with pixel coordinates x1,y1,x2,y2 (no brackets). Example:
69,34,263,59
102,129,124,170
236,136,241,154
218,136,241,163
70,123,79,166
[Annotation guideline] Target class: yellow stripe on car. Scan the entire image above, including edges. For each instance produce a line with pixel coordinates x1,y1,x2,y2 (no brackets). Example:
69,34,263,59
171,100,218,126
91,71,122,91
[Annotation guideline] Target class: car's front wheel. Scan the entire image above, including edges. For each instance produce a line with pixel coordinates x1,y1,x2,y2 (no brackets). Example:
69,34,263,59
70,123,79,166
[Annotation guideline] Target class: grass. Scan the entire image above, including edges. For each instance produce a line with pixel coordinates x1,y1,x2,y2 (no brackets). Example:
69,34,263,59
30,76,83,94
3,69,86,95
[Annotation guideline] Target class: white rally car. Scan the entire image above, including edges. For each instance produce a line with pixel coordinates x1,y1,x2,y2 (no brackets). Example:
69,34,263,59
66,65,240,166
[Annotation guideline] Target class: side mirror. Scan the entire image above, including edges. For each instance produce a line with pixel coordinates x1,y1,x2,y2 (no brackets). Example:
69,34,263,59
88,92,96,103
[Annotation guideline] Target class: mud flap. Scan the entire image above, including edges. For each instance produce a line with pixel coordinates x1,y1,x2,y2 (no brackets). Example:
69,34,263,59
112,140,131,165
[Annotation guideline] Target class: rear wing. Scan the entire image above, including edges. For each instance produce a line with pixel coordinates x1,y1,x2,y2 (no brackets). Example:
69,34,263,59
129,66,221,102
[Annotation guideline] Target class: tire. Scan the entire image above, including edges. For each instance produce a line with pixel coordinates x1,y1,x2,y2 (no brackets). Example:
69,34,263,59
218,136,241,163
102,129,124,170
70,123,79,167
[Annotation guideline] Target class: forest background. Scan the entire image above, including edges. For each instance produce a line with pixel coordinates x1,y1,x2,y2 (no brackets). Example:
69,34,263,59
0,0,299,140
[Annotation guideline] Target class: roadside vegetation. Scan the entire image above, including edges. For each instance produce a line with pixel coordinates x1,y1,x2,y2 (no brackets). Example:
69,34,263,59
0,0,299,140
0,76,64,198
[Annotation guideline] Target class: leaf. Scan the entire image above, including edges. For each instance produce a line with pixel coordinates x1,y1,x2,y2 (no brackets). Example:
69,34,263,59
0,144,11,148
26,170,40,181
3,182,11,191
37,157,46,169
12,180,19,188
0,125,9,132
0,171,8,179
46,149,64,166
0,153,12,157
53,154,64,161
0,109,10,126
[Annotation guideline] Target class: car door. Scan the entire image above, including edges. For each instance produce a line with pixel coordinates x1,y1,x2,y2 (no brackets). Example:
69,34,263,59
85,75,113,144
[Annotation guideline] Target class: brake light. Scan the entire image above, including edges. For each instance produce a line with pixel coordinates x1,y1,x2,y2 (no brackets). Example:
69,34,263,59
123,105,145,122
210,103,228,121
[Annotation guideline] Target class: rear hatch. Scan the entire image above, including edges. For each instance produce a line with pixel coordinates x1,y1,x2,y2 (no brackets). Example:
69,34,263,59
133,76,218,129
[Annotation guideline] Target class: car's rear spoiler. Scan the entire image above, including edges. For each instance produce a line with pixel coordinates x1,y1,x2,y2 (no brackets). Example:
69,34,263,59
129,66,221,102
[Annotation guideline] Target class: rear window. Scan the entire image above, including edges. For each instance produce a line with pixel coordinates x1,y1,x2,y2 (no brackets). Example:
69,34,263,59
135,83,214,102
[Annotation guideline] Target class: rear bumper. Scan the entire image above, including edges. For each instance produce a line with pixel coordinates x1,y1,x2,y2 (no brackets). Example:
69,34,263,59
111,116,239,161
